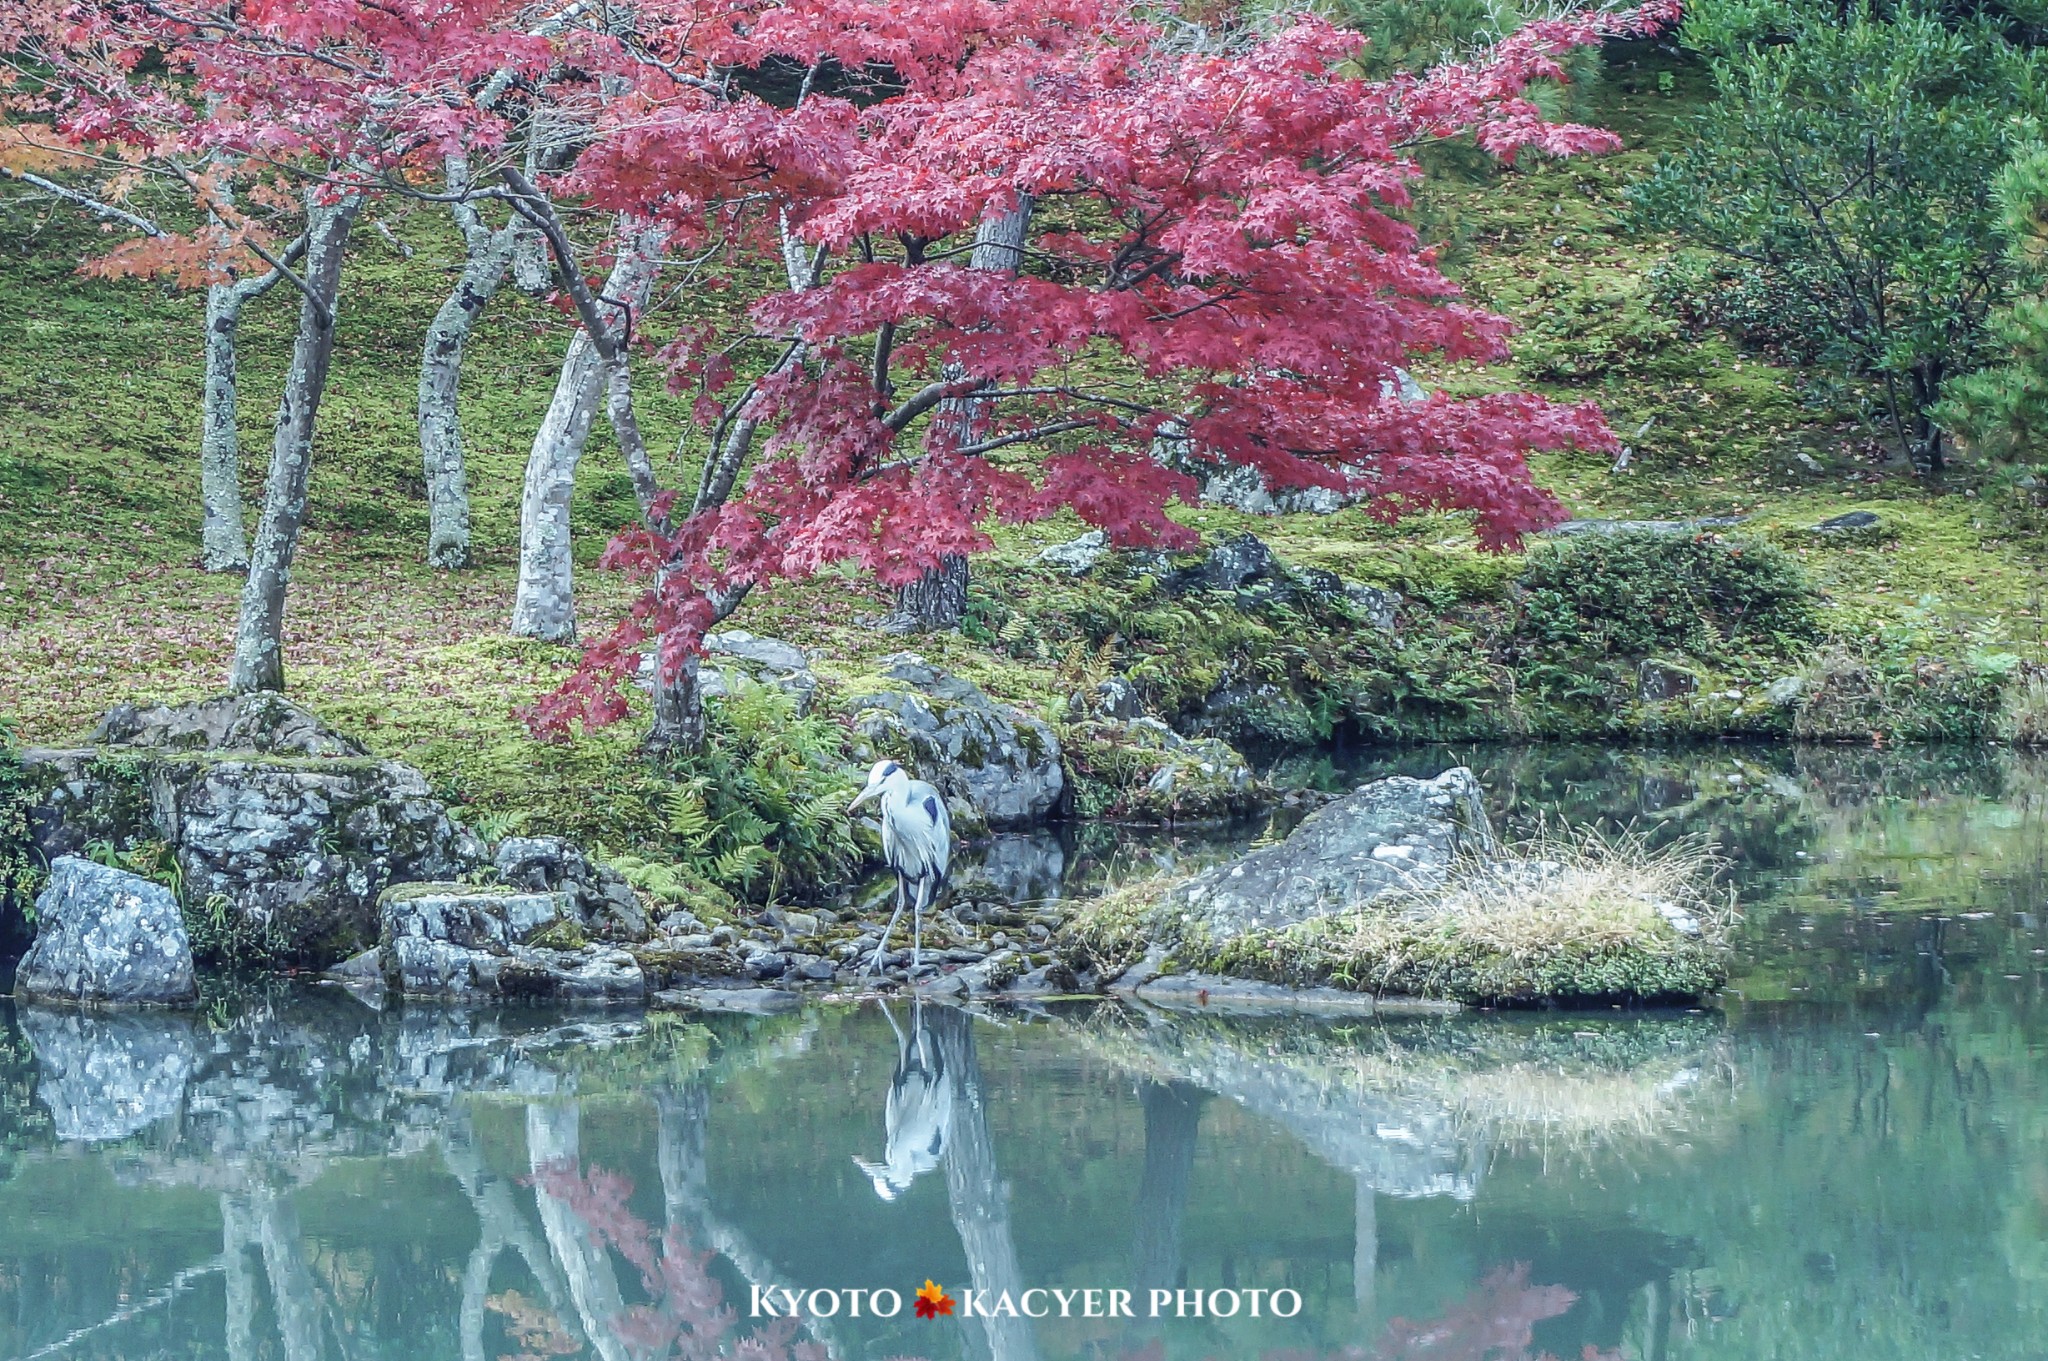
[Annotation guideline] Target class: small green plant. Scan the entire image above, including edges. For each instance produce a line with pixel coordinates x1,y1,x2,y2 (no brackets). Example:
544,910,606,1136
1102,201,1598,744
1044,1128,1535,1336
0,716,44,927
186,891,289,970
82,835,184,899
649,678,864,904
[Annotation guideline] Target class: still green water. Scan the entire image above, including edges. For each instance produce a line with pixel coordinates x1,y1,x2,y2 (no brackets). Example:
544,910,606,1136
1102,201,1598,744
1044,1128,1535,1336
4,744,2048,1361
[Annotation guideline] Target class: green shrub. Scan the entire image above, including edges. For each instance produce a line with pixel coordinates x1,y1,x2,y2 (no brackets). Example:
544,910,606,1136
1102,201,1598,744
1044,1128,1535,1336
1517,531,1817,661
1512,271,1684,383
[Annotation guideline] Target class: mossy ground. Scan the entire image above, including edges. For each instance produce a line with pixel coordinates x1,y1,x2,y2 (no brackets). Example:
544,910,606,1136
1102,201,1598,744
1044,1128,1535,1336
4,41,2048,857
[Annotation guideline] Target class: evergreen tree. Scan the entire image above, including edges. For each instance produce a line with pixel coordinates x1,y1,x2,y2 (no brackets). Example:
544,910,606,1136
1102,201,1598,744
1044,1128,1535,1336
1630,0,2046,475
1937,145,2048,461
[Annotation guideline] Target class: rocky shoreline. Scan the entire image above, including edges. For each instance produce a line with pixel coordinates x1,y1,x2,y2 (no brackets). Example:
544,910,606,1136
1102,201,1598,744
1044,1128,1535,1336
5,686,1731,1014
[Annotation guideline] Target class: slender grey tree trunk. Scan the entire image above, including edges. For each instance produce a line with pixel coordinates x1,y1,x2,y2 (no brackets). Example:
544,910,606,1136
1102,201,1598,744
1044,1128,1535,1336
201,284,253,572
509,220,667,642
220,1192,257,1361
527,1101,632,1361
641,221,811,755
892,197,1034,632
228,193,361,694
419,157,529,570
199,248,298,573
252,1189,323,1361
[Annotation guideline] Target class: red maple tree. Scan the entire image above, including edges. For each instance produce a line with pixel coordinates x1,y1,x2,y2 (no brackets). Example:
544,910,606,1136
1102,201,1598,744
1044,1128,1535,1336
512,0,1677,746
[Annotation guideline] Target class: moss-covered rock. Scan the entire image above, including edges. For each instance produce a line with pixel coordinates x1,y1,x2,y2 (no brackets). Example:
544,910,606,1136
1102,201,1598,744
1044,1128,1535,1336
1063,716,1270,823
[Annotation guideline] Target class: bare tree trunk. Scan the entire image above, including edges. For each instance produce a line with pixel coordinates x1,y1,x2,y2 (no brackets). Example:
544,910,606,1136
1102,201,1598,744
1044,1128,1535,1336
890,197,1033,632
890,553,971,632
639,219,812,755
1130,1080,1205,1298
227,192,361,694
200,247,299,573
645,650,705,760
509,219,667,642
1354,1176,1377,1315
221,1192,257,1361
527,1101,632,1361
252,1189,323,1361
201,285,253,572
419,157,530,570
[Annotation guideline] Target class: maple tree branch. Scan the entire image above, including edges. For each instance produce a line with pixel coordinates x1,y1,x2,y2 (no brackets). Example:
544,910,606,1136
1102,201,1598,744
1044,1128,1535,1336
882,379,976,432
976,386,1166,418
228,233,309,300
0,166,165,238
954,417,1105,456
496,164,629,356
158,157,332,323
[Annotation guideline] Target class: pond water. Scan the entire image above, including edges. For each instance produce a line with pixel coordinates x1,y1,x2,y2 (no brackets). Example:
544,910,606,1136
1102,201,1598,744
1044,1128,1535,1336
4,743,2048,1361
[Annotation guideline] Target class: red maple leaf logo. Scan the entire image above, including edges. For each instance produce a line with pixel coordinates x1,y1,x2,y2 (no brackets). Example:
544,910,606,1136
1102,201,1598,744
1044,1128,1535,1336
914,1279,955,1319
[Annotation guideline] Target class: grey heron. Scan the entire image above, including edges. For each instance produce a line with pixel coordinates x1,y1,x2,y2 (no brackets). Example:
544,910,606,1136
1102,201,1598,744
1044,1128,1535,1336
848,759,952,978
852,999,953,1199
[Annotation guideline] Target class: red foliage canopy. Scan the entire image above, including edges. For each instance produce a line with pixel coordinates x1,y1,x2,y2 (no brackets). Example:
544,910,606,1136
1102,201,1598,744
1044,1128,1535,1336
523,0,1674,735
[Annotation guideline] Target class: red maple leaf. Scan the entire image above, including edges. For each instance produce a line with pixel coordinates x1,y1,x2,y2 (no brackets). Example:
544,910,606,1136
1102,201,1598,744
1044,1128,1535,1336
914,1280,955,1318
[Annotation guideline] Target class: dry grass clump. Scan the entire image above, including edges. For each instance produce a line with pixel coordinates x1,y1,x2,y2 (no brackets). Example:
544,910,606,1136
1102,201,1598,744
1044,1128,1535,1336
1299,828,1733,1003
1384,827,1729,956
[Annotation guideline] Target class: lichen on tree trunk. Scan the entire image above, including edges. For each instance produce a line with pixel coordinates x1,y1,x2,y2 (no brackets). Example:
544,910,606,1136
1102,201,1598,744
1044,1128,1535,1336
419,157,528,571
884,197,1034,634
509,219,667,643
201,282,252,573
228,193,362,694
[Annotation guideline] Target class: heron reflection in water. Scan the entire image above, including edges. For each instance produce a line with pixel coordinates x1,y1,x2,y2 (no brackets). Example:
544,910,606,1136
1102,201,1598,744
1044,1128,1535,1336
854,998,954,1199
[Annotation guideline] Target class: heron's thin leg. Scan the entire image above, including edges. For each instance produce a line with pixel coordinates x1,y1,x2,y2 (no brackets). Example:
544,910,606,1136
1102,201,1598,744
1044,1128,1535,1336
912,889,922,975
868,875,909,977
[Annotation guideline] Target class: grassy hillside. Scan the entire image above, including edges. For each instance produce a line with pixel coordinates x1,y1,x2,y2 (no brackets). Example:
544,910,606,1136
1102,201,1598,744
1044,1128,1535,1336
3,39,2045,848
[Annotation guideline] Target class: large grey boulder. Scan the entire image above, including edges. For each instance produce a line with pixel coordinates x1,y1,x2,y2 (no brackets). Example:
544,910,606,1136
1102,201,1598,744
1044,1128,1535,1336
166,758,486,964
15,857,197,1006
378,883,646,1002
1035,530,1108,575
845,654,1065,832
24,698,489,967
18,1007,198,1141
1156,768,1493,949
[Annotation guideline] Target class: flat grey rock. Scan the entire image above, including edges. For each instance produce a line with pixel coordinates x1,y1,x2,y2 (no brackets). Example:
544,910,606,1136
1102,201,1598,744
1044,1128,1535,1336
1131,973,1395,1012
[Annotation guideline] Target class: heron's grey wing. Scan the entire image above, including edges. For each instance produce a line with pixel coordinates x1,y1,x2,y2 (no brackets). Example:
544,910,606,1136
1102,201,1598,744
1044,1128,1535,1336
894,780,952,885
901,779,952,880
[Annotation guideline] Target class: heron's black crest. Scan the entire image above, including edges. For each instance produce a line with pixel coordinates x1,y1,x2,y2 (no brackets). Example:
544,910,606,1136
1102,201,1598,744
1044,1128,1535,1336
880,761,901,778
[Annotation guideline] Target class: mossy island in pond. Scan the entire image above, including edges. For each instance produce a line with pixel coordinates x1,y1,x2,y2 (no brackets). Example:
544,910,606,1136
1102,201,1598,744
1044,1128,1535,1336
1068,769,1733,1007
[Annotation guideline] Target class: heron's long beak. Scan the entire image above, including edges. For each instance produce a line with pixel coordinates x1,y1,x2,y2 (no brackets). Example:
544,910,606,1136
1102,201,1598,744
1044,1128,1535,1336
848,784,879,813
